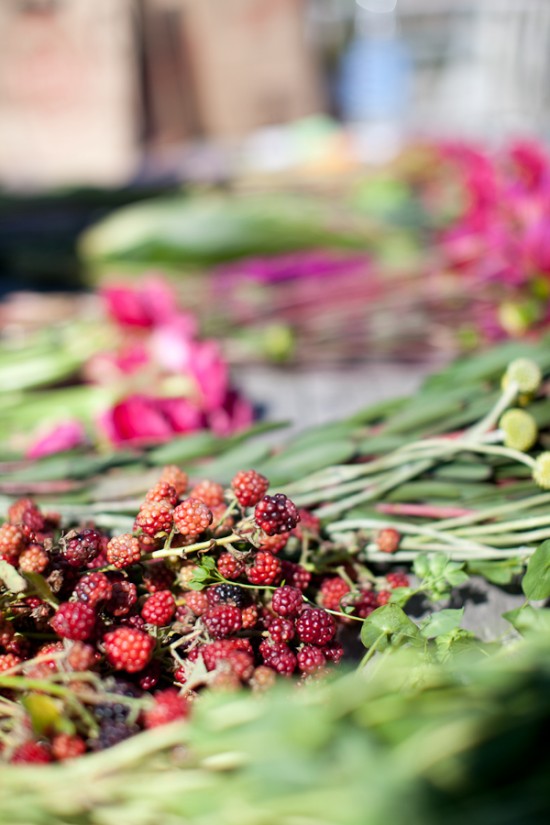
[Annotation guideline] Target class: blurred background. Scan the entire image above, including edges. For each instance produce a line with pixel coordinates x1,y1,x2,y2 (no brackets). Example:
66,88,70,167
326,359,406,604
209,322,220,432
2,0,550,452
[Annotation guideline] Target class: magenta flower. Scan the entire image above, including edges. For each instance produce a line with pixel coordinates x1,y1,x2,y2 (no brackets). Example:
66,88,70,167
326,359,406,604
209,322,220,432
207,390,255,437
99,394,204,447
26,421,87,459
102,276,179,329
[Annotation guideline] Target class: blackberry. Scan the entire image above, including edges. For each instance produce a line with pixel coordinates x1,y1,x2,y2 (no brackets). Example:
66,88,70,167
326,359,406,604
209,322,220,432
90,721,139,752
135,501,174,537
61,528,103,567
18,544,49,574
254,494,300,536
94,678,142,724
297,645,326,673
190,480,225,508
231,470,269,508
207,583,245,608
103,627,155,673
141,590,176,626
50,602,96,641
74,572,113,607
145,481,179,506
319,577,350,612
266,616,294,644
246,550,282,586
295,608,336,646
173,498,213,538
271,585,303,618
143,688,189,729
106,534,141,569
376,528,401,554
159,465,188,496
203,605,242,639
217,552,244,580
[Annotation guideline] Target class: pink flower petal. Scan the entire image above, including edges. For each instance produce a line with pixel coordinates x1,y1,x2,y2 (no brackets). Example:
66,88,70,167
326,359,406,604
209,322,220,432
26,421,87,459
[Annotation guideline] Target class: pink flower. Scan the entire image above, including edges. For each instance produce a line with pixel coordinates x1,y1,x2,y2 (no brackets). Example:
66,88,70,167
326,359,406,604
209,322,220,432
85,343,150,384
102,276,179,329
207,390,255,436
26,421,87,459
98,394,203,447
152,330,228,412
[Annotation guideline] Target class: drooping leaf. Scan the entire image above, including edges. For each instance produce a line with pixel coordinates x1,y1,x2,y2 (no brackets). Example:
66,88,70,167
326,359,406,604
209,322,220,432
522,540,550,600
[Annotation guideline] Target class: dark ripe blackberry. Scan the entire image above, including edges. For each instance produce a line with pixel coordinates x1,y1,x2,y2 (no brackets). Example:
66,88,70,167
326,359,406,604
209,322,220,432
61,528,102,568
89,721,140,752
254,494,300,536
94,678,142,725
207,583,246,608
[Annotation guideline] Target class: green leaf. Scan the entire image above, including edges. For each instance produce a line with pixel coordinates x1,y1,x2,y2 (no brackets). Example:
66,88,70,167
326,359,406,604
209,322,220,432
522,540,550,600
467,558,523,585
0,560,27,593
443,565,469,587
22,694,63,736
360,604,421,650
503,605,550,635
24,572,59,607
413,554,430,579
420,608,464,638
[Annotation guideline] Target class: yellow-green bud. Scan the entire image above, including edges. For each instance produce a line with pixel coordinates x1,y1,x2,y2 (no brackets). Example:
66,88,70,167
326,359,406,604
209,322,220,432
533,452,550,489
502,358,542,395
499,409,538,452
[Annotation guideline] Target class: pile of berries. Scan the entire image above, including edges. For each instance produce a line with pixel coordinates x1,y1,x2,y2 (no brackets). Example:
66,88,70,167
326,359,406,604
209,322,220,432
0,466,408,763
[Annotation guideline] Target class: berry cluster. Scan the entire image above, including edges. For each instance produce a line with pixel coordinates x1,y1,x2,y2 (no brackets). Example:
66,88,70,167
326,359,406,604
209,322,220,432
0,466,411,763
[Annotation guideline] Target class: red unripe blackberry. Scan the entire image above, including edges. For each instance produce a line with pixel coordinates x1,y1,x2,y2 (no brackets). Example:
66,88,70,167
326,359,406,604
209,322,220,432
11,741,52,764
143,688,189,729
174,666,187,684
51,602,96,641
376,528,401,554
74,572,113,607
355,589,378,618
201,638,253,671
210,669,241,691
103,627,155,673
266,616,294,644
135,501,174,537
105,578,138,617
295,608,336,646
0,653,22,672
254,494,300,536
258,532,290,555
241,604,259,629
271,585,303,618
8,497,36,525
297,645,326,673
183,590,209,616
190,480,225,508
137,660,161,690
106,534,141,569
145,481,179,507
159,465,188,496
280,560,311,591
223,649,255,682
376,590,391,606
0,523,25,564
18,544,49,574
231,470,269,508
246,550,282,586
141,590,176,626
293,509,321,540
259,640,296,676
173,498,213,538
34,641,64,673
386,572,410,589
62,528,103,567
142,562,175,593
52,733,86,761
66,642,100,672
323,641,344,665
203,605,242,638
217,552,244,580
251,665,277,691
320,577,350,611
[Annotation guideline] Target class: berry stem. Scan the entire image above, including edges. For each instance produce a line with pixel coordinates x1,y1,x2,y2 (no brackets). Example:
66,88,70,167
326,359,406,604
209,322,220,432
149,533,244,561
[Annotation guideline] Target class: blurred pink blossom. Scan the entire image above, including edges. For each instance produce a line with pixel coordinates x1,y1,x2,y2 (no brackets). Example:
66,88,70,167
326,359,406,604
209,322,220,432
27,421,87,459
102,276,180,329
